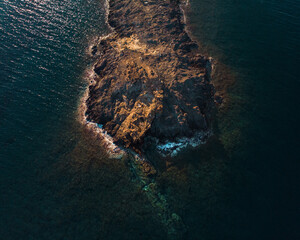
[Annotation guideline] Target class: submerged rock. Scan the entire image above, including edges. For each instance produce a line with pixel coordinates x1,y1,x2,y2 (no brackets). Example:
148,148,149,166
85,0,215,155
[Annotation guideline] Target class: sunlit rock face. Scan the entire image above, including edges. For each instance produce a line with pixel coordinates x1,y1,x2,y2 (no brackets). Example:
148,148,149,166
85,0,215,154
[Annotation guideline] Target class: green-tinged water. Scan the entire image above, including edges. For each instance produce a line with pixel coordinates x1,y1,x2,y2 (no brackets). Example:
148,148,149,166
0,0,299,239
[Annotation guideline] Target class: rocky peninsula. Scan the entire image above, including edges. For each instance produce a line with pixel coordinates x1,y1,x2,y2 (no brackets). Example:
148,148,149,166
84,0,216,156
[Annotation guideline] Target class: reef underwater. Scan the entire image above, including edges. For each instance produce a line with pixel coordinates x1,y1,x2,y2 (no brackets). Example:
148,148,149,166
78,0,225,238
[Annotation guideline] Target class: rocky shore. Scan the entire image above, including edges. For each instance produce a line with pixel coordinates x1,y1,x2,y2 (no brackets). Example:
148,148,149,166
77,0,220,238
84,0,216,156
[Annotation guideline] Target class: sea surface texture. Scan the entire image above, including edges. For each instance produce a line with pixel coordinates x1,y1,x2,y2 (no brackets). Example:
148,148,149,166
0,0,299,239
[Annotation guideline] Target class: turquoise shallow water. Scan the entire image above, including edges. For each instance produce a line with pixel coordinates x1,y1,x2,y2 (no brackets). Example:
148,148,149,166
0,0,299,239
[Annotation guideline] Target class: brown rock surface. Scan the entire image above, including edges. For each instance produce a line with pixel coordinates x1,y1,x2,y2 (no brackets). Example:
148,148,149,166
85,0,215,153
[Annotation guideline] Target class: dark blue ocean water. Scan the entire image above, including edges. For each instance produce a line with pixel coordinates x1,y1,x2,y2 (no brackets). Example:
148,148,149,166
0,0,299,239
188,1,299,238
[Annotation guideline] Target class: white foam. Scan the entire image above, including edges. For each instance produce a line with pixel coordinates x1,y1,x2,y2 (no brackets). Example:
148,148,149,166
78,86,125,159
157,130,212,157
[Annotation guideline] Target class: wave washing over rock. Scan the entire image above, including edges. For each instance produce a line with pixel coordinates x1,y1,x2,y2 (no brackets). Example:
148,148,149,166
82,0,216,157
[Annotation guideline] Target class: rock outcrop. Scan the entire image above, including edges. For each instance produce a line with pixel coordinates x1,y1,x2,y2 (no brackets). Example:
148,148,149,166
85,0,215,154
